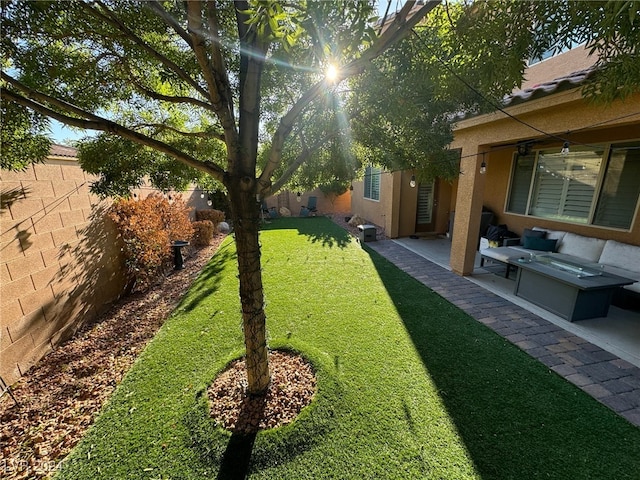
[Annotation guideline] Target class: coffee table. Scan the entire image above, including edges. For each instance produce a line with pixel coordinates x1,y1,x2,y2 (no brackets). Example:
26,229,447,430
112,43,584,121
509,253,636,321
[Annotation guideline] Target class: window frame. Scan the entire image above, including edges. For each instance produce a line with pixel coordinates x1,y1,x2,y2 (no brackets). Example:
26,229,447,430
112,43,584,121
505,140,640,231
363,165,381,201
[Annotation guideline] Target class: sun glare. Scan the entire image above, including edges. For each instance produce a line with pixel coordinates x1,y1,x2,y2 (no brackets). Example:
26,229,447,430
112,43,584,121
325,64,339,83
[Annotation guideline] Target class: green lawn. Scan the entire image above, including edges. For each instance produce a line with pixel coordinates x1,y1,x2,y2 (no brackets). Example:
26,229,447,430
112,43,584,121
56,217,640,479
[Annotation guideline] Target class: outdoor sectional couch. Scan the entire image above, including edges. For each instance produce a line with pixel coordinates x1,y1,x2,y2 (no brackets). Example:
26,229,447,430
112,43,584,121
480,227,640,307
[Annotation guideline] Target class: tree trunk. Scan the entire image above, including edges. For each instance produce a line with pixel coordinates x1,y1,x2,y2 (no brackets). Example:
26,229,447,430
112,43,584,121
228,180,270,395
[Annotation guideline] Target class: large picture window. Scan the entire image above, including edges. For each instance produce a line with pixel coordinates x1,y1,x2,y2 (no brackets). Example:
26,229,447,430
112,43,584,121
364,166,381,201
506,141,640,229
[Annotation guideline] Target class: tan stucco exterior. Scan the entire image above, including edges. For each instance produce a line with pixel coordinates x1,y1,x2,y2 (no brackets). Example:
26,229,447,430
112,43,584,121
263,187,351,217
351,170,454,238
449,90,640,275
349,47,639,277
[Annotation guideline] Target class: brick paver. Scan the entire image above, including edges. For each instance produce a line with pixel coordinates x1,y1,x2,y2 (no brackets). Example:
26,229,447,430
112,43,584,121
367,239,640,428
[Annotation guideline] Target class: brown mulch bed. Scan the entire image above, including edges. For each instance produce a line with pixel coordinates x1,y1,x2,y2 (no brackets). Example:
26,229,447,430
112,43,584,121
0,237,225,480
208,350,316,434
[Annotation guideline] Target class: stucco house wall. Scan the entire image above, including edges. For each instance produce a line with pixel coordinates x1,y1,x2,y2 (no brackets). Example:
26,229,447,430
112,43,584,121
1,148,128,384
350,170,398,235
449,89,640,275
265,188,352,218
349,46,638,276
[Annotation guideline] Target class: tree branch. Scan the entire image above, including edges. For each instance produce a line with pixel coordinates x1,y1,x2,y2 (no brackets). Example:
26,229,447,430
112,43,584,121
83,1,210,100
257,0,439,191
186,1,236,131
132,123,225,141
130,76,215,111
268,130,340,195
3,84,225,182
235,1,271,176
206,1,236,122
146,1,194,49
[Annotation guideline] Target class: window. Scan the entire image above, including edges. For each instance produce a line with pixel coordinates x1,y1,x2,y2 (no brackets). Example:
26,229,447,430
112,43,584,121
506,141,640,230
364,166,381,201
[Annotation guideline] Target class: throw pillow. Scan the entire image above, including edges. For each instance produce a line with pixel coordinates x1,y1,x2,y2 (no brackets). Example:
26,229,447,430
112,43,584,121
520,228,546,245
523,236,557,252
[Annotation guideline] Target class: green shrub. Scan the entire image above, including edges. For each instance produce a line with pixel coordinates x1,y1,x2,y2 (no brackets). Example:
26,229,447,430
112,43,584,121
191,220,214,247
109,193,194,290
195,209,225,225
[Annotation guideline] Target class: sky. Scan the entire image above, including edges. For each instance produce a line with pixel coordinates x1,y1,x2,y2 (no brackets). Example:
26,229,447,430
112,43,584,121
49,0,404,145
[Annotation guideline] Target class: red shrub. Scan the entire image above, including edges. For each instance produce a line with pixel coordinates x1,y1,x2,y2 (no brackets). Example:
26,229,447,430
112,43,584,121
191,220,214,247
109,193,194,290
195,209,225,225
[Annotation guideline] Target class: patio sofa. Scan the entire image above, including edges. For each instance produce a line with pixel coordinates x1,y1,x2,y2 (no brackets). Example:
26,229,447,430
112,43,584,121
480,227,640,307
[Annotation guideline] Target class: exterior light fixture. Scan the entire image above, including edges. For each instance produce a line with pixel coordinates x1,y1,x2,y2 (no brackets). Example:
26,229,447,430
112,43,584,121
349,183,354,191
409,174,416,188
561,142,570,155
296,192,302,202
480,160,487,174
200,192,205,199
517,141,532,157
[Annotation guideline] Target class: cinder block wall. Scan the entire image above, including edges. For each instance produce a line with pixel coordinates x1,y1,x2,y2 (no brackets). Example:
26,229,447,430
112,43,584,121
1,153,128,385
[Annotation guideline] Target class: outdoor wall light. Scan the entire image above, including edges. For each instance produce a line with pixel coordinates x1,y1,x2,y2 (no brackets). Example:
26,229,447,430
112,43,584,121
480,160,487,174
561,142,570,155
517,141,532,157
296,192,302,202
200,192,205,199
410,174,416,188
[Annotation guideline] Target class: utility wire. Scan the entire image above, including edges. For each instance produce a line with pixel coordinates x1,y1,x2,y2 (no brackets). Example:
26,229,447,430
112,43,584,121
409,28,640,159
359,23,640,171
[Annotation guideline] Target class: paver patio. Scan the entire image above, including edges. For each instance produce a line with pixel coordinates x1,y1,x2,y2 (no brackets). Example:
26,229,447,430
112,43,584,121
367,239,640,427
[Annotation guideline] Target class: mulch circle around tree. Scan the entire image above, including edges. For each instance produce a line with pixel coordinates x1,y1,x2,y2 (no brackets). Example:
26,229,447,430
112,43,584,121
208,350,317,434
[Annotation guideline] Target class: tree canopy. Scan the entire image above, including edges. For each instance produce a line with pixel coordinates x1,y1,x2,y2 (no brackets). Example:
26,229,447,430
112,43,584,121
1,0,444,395
2,0,638,395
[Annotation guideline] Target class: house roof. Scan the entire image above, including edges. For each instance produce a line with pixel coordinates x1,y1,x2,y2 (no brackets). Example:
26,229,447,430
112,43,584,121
452,67,596,123
49,144,78,158
502,67,596,108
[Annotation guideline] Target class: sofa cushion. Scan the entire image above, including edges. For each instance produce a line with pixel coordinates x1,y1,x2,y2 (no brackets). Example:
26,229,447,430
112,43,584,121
557,232,606,262
523,236,557,252
533,227,566,248
520,228,546,245
599,240,640,274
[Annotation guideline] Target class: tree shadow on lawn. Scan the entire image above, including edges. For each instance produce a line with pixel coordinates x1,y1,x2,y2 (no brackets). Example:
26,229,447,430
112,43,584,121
178,241,236,313
366,249,640,479
260,216,352,249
